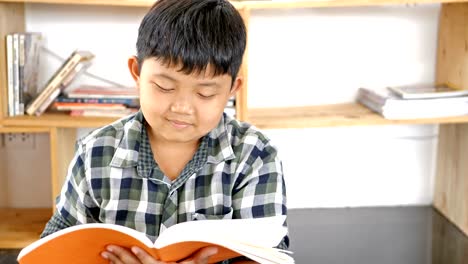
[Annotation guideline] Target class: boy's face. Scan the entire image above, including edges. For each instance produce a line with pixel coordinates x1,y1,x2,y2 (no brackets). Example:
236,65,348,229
129,57,241,145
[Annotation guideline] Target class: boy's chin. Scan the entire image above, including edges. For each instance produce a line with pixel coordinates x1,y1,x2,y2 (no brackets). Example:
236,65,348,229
159,129,201,144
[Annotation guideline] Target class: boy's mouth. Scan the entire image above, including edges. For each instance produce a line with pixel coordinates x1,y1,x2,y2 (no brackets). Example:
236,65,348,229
169,119,192,129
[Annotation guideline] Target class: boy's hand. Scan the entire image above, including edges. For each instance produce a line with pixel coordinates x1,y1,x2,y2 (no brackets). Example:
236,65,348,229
101,245,219,264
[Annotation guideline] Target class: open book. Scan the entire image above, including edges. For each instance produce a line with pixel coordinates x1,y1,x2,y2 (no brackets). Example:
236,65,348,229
17,215,293,264
387,84,468,99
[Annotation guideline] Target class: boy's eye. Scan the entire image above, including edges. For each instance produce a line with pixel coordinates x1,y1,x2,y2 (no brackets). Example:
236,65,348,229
198,93,216,99
153,82,173,92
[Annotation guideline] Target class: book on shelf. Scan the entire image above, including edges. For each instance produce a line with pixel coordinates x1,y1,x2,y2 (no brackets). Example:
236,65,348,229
17,215,293,264
26,50,94,116
20,33,43,108
6,34,14,116
12,34,20,115
5,32,43,116
52,102,128,111
55,96,140,108
387,84,468,99
64,85,138,99
357,87,468,120
70,108,139,117
224,106,236,117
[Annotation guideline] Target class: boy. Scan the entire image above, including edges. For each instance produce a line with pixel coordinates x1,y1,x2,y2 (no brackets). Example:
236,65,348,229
41,0,289,263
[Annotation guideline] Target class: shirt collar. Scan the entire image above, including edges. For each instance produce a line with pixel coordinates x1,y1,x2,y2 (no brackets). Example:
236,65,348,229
109,111,144,168
109,111,236,169
206,113,236,164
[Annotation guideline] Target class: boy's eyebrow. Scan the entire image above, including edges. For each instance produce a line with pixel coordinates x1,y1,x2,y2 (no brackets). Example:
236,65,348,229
197,81,220,88
152,73,221,88
152,73,177,82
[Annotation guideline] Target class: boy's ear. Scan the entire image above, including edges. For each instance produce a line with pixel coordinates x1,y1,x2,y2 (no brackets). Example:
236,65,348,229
128,56,140,83
229,77,243,97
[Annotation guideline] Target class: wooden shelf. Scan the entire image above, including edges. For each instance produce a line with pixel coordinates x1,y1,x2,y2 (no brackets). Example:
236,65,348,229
240,0,468,9
1,0,468,8
4,104,468,129
1,112,120,128
0,126,50,133
247,103,468,129
0,208,51,249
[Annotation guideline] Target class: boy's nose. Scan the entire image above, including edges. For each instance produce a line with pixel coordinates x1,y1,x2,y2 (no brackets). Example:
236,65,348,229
170,100,194,115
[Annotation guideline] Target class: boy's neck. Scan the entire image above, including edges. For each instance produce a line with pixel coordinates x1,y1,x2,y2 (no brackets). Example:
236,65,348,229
146,126,201,180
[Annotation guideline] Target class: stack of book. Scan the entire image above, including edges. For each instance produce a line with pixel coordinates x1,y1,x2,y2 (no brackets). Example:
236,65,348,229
357,84,468,120
26,50,94,116
55,86,235,118
225,97,236,117
5,32,43,116
53,85,140,117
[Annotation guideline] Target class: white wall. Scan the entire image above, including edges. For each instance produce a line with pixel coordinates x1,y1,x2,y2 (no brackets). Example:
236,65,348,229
0,133,51,208
7,3,442,208
246,5,441,208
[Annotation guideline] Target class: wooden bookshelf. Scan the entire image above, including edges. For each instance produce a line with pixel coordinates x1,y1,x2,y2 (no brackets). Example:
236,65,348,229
0,208,51,249
2,113,120,128
1,0,468,8
247,103,468,129
0,0,466,250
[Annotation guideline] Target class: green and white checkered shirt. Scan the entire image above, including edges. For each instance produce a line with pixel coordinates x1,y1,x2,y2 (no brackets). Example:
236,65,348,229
41,111,289,262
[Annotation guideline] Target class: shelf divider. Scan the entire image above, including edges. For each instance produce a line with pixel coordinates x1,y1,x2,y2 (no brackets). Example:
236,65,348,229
433,2,468,236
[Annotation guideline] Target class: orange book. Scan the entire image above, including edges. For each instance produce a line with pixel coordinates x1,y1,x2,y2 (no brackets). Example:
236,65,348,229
17,216,293,264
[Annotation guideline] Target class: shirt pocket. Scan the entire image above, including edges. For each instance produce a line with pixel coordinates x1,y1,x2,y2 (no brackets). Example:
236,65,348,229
191,207,233,221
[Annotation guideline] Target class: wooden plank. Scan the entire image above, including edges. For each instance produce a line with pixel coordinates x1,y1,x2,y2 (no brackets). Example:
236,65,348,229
247,103,468,129
242,0,468,9
436,3,468,90
433,124,468,236
49,127,76,204
434,2,468,236
0,0,155,6
1,0,468,8
0,3,25,119
236,8,250,121
0,208,51,249
2,112,119,128
0,126,50,133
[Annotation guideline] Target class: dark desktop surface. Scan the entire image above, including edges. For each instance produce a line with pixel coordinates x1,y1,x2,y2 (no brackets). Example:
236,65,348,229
1,206,467,264
288,206,467,264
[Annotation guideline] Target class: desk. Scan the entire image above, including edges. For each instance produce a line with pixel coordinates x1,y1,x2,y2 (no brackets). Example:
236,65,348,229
288,206,467,264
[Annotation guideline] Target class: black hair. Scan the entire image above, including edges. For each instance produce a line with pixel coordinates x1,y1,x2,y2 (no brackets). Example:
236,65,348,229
136,0,246,80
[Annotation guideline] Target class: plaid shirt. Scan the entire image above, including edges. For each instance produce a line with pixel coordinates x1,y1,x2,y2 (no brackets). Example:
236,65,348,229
41,111,289,262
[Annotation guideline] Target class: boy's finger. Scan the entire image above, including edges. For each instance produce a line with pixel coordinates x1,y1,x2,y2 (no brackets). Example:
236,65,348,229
182,247,219,264
131,246,161,264
105,245,140,264
101,250,123,264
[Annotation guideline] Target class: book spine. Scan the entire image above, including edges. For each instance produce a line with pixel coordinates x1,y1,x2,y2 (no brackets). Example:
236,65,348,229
53,102,126,111
18,33,26,116
67,93,139,99
35,88,62,116
224,106,236,117
6,34,15,116
26,54,81,116
23,33,42,106
56,97,139,107
12,34,20,116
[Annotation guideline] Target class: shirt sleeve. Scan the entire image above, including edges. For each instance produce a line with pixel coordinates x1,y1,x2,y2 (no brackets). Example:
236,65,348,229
232,139,290,250
40,210,71,238
41,141,99,237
